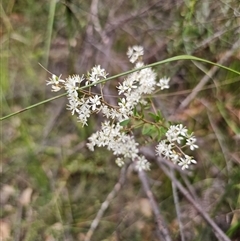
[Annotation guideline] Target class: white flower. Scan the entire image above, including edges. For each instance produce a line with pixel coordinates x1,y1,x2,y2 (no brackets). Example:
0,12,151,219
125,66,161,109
155,124,198,170
157,77,170,90
46,74,65,85
135,156,150,171
170,151,180,164
46,74,65,92
176,124,188,137
116,157,125,167
127,45,144,63
117,83,127,95
88,95,102,111
155,140,173,159
77,101,91,126
117,77,137,95
178,155,197,170
178,158,189,170
125,91,141,107
51,85,62,92
65,75,84,94
87,65,108,86
67,99,80,115
186,135,198,150
184,154,197,164
87,121,140,162
166,125,183,144
138,68,157,94
118,98,133,117
164,144,174,158
87,132,103,150
156,140,168,156
135,61,144,68
110,108,121,120
101,105,112,118
91,65,108,79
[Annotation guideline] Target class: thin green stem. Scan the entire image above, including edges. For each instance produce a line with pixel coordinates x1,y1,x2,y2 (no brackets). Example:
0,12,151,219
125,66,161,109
1,55,240,121
1,93,67,121
44,0,57,68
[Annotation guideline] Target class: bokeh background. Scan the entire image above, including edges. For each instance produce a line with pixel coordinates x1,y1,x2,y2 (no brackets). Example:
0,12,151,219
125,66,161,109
1,0,240,240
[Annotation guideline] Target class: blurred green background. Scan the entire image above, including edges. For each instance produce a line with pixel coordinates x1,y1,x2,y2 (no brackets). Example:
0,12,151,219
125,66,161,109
1,0,240,240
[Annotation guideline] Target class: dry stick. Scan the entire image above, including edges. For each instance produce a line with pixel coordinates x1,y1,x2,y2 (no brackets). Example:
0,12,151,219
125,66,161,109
84,166,127,241
157,159,231,241
206,105,232,175
170,169,185,241
13,205,23,241
180,173,200,203
138,169,172,241
179,38,240,110
90,0,102,34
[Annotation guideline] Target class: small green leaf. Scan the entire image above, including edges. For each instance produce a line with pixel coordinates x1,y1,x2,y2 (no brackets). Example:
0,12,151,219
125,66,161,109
133,107,137,116
142,124,152,135
148,113,159,122
157,110,163,119
157,126,167,141
148,111,163,122
120,119,130,126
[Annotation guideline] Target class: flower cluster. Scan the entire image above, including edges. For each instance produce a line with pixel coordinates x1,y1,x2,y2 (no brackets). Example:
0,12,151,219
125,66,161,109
156,124,198,170
87,46,171,169
46,46,197,171
86,121,150,171
116,47,170,121
46,66,107,126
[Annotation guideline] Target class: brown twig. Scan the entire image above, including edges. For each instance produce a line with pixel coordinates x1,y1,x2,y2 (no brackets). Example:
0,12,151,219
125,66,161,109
179,38,240,110
157,158,231,241
84,165,127,241
206,104,232,174
171,169,185,241
138,169,172,241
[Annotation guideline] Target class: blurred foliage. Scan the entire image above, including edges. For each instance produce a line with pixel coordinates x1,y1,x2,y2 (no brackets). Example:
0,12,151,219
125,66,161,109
1,0,240,240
